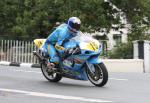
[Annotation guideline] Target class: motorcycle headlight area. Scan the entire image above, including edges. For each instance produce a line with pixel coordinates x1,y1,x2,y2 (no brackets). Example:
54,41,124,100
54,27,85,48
79,41,100,52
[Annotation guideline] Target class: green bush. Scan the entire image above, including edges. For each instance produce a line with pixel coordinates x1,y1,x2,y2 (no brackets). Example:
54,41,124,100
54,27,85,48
108,42,133,59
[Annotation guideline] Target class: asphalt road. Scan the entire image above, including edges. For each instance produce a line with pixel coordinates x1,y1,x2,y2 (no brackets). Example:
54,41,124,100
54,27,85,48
0,65,150,103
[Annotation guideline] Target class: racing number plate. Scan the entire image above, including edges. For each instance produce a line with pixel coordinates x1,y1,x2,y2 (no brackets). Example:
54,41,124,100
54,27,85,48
87,42,99,52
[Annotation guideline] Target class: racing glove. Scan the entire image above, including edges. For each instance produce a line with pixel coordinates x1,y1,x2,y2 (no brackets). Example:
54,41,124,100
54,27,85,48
64,46,80,55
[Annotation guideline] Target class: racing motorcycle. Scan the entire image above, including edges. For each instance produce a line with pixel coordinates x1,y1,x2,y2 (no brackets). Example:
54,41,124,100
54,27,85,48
33,34,108,87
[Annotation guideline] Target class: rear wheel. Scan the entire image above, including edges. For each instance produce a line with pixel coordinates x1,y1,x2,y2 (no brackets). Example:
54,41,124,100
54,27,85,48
41,63,62,82
86,63,108,87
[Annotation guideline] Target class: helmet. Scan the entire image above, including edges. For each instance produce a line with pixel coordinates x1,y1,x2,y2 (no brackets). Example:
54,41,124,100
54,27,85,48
67,17,81,33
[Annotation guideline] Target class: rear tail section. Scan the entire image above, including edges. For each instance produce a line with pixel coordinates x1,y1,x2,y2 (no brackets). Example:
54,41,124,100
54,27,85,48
34,39,46,49
33,39,46,61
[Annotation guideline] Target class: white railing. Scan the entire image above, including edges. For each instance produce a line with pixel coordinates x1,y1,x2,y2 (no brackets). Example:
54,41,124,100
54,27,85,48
0,39,108,64
0,40,38,64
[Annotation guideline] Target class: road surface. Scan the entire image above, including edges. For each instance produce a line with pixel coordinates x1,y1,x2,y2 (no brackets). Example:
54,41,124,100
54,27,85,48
0,65,150,103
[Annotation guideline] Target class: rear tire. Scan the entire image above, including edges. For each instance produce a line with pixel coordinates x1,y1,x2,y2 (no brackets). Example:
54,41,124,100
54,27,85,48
41,63,62,82
86,63,108,87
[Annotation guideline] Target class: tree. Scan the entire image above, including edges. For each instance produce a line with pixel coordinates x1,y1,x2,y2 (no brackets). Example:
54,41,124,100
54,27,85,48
0,0,19,39
108,0,150,59
0,0,121,40
110,0,150,41
1,0,149,41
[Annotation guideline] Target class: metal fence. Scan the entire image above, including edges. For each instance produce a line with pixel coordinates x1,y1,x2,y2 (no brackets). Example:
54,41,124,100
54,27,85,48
0,39,109,63
0,40,38,64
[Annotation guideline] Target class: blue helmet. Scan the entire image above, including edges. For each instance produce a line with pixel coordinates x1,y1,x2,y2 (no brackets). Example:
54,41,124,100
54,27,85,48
67,17,81,33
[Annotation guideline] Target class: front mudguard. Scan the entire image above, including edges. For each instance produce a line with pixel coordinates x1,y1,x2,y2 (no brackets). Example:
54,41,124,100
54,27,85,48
82,57,102,81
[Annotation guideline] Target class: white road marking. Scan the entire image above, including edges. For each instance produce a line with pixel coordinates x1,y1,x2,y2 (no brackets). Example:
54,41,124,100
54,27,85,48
0,88,113,103
109,78,128,81
10,69,41,74
0,68,41,74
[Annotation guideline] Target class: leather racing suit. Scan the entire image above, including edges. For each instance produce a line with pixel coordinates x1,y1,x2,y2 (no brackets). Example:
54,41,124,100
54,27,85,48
42,23,79,64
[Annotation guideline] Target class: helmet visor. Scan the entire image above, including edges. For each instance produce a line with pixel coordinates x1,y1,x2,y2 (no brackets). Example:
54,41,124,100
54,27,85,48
69,22,80,31
72,23,80,31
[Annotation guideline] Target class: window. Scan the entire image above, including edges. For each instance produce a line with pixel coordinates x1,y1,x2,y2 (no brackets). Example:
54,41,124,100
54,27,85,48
113,34,122,46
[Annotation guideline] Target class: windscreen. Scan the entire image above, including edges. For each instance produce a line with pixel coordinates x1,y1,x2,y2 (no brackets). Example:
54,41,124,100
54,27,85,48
70,32,99,43
70,32,100,52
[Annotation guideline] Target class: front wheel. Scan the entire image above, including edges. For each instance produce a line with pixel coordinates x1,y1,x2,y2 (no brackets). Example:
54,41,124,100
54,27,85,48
86,63,108,87
41,63,62,82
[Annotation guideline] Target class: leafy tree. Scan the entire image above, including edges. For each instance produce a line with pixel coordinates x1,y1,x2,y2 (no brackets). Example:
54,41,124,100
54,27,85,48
110,0,150,41
107,0,150,59
0,0,18,39
1,0,149,42
0,0,120,40
108,42,133,59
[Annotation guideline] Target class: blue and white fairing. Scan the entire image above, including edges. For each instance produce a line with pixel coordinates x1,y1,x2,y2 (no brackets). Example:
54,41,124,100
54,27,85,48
61,34,103,80
64,34,102,62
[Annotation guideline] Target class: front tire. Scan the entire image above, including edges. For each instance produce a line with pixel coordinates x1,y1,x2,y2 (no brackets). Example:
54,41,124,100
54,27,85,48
41,63,62,82
86,63,108,87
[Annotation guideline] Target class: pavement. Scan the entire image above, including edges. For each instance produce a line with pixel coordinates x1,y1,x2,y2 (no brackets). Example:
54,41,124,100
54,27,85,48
0,61,40,68
0,65,150,103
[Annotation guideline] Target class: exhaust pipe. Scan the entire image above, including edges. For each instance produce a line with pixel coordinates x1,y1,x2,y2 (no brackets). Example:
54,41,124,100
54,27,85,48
33,51,44,61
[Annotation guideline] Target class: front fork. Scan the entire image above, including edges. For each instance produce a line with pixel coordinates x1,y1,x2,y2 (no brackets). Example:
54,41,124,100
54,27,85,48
86,61,102,81
86,62,96,76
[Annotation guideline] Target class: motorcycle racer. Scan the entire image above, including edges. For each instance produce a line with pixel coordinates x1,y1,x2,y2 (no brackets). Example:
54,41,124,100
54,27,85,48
42,17,81,70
